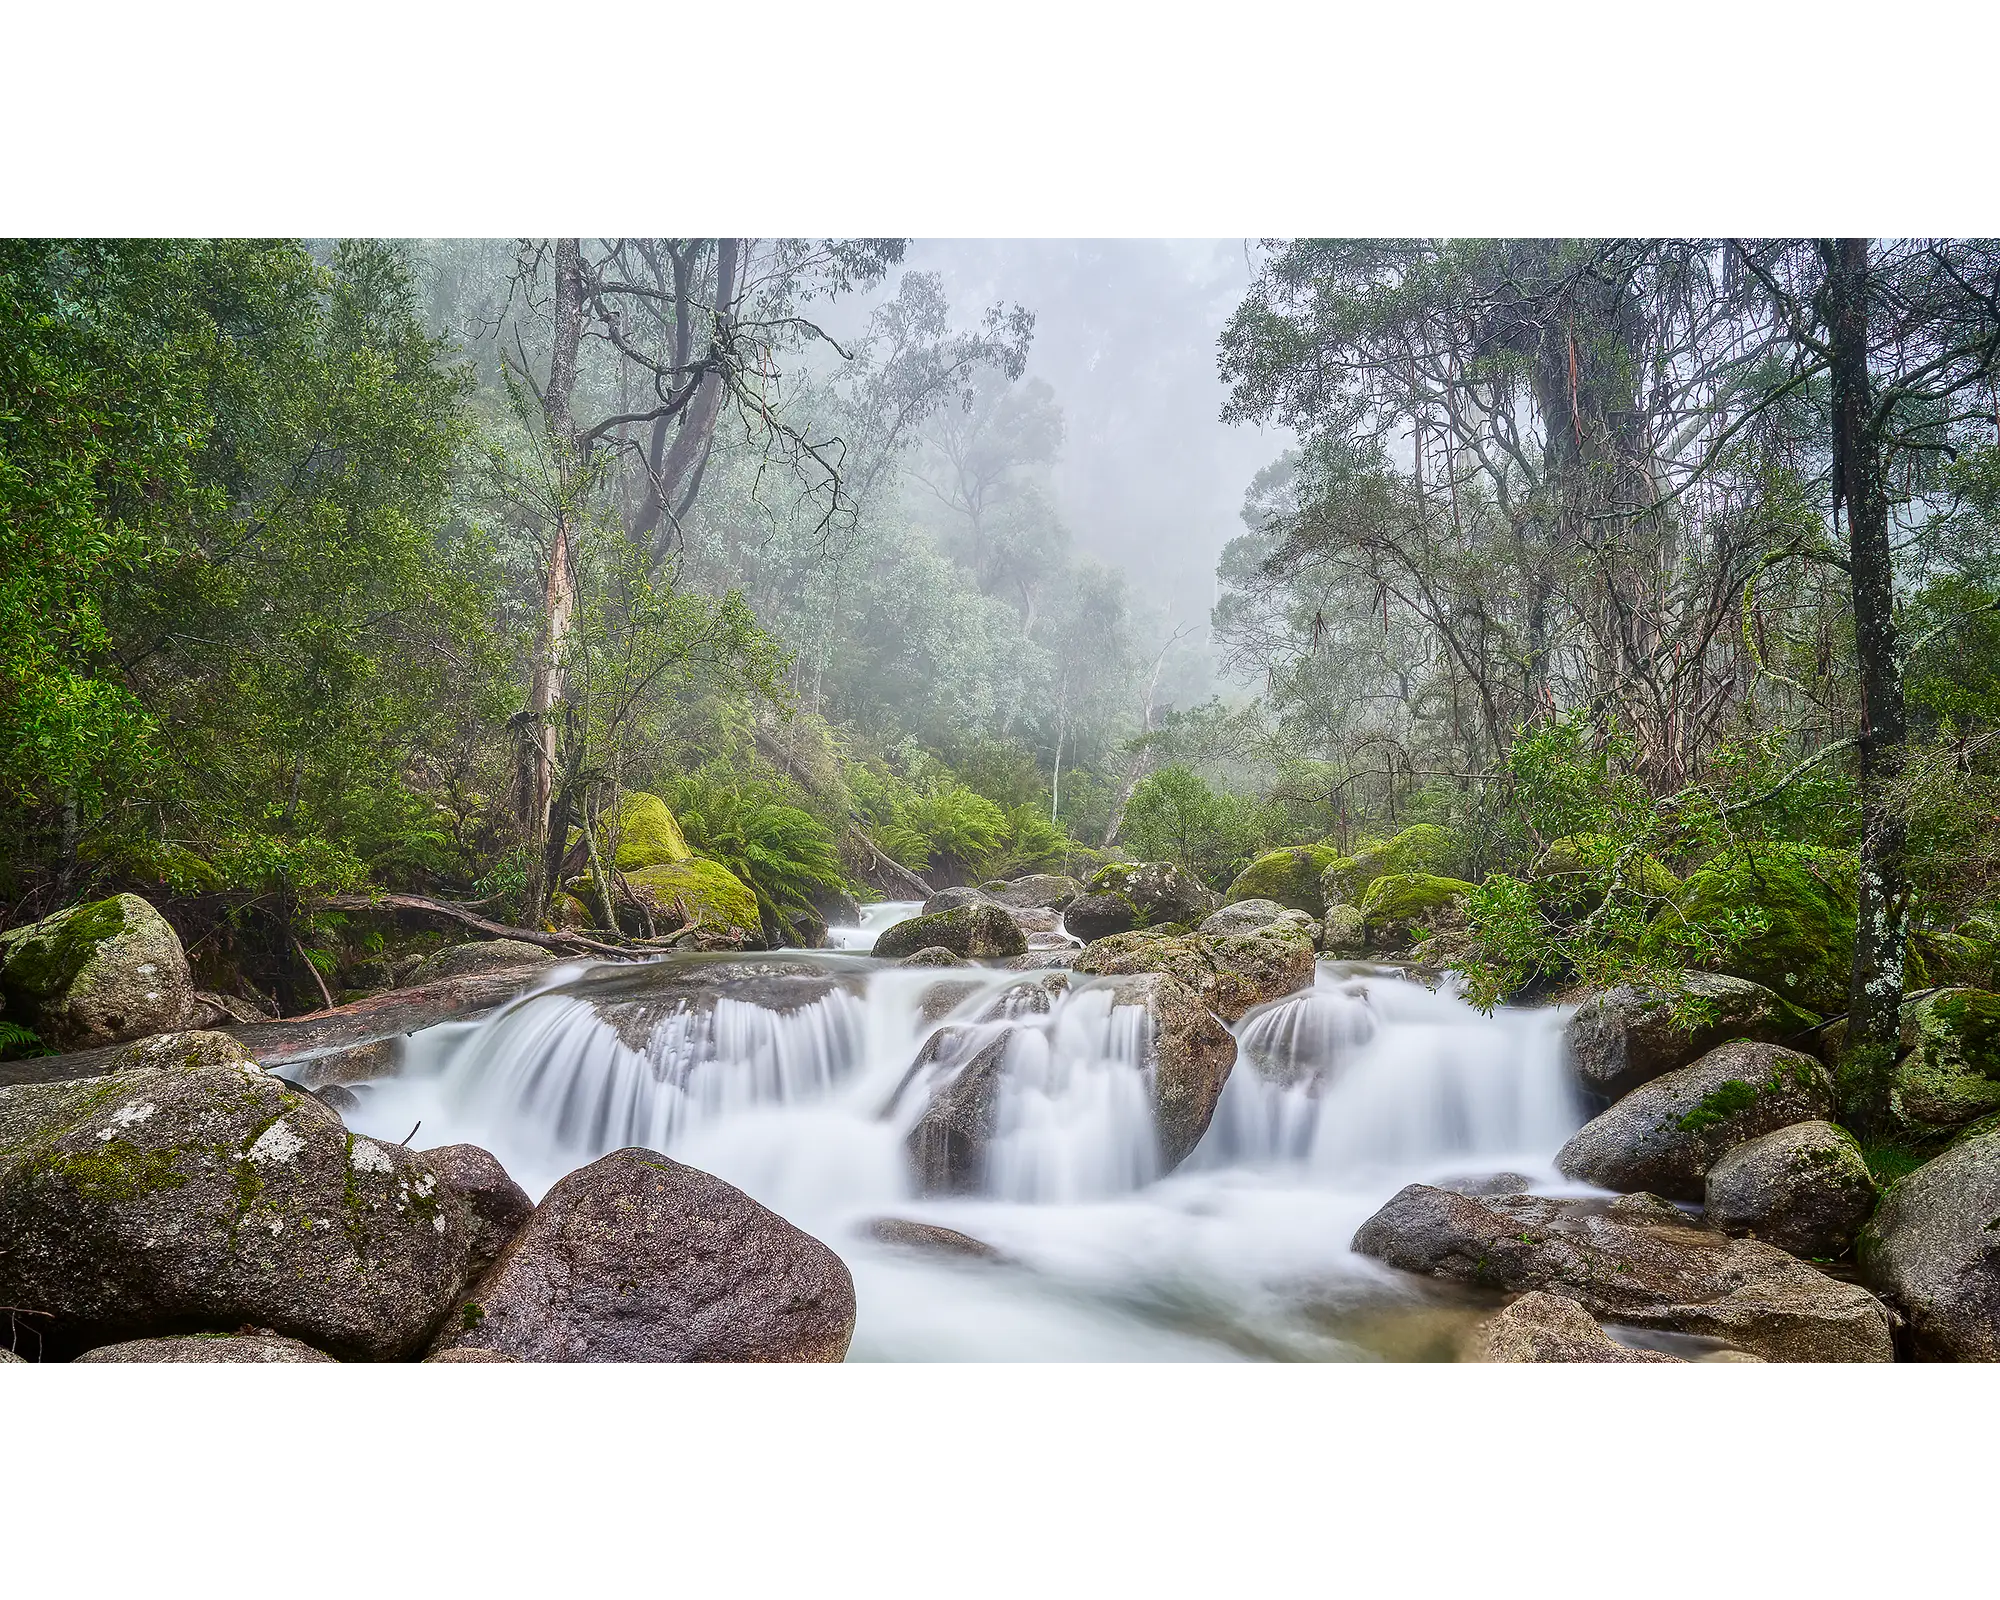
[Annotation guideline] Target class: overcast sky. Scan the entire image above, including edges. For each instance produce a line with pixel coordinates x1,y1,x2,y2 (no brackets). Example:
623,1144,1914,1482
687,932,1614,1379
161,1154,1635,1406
862,239,1295,642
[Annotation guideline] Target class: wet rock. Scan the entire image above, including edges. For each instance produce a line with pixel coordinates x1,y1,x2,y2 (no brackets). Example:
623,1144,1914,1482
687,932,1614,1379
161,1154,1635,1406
432,1148,854,1362
866,1217,1007,1261
900,947,967,968
1704,1120,1877,1260
1352,1183,1893,1361
1003,950,1078,971
292,1038,401,1088
906,1033,1014,1195
1556,1040,1834,1201
917,979,987,1022
1466,1291,1682,1363
1564,971,1818,1101
304,1082,360,1116
873,903,1027,962
1885,987,2000,1137
1857,1120,2000,1360
1074,929,1314,1024
811,888,864,930
421,1144,534,1276
1437,1172,1538,1197
1097,972,1238,1168
984,875,1083,913
1321,904,1368,955
920,886,995,917
0,1047,473,1361
411,940,559,987
976,976,1067,1022
1080,861,1219,929
424,1346,517,1362
74,1333,338,1363
0,893,198,1051
1063,893,1139,943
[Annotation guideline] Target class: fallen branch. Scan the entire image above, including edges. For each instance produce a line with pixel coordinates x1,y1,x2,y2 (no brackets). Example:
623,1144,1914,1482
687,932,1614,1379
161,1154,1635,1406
311,892,637,959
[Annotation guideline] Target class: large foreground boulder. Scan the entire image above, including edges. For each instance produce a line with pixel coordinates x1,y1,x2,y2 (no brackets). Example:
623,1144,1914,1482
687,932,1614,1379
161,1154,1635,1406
0,1034,472,1360
1857,1121,2000,1360
75,1333,337,1363
1704,1120,1877,1261
1556,1040,1833,1201
433,1148,854,1362
1353,1184,1893,1361
1224,846,1346,916
1465,1291,1680,1363
1073,929,1314,1024
1563,972,1818,1102
873,902,1027,962
0,894,198,1051
410,939,557,986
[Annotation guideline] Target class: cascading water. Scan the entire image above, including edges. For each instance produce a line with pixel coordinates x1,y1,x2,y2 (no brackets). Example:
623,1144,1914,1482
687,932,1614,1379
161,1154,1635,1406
347,945,1589,1362
826,900,924,951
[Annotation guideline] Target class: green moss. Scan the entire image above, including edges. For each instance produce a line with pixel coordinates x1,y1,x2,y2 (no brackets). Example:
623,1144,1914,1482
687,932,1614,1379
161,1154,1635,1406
606,791,692,871
0,895,131,1001
32,1138,188,1204
1324,826,1457,904
1648,843,1858,1014
1225,845,1347,916
1678,1078,1762,1133
1358,873,1476,944
1534,833,1681,910
608,859,759,937
460,1301,486,1330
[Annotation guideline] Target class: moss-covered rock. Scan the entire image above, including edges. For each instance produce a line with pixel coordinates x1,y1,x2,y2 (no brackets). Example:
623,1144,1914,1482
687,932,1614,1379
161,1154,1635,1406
1887,988,2000,1137
606,791,692,870
1081,862,1218,928
1358,872,1476,949
609,860,761,945
411,940,557,986
1562,971,1820,1102
1072,928,1315,1023
1533,832,1680,913
872,902,1027,962
1321,824,1457,905
1857,1118,2000,1359
0,893,198,1051
1703,1119,1878,1260
1321,904,1368,955
1224,846,1347,916
1648,843,1858,1015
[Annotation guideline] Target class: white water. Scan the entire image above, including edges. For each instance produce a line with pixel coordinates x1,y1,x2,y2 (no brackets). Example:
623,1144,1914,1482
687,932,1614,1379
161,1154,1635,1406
346,936,1589,1361
826,899,924,950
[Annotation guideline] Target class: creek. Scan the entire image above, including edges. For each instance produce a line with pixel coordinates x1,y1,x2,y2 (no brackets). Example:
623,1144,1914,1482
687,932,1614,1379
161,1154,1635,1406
347,903,1590,1360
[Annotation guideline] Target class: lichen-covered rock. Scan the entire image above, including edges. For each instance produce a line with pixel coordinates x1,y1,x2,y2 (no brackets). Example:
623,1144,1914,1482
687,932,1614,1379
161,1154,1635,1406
1857,1121,2000,1360
612,859,761,945
420,1144,534,1277
1886,988,2000,1137
898,946,967,968
75,1333,338,1363
604,790,693,870
1648,842,1859,1015
1200,899,1286,937
0,1051,472,1360
1072,929,1314,1023
1704,1120,1877,1260
432,1148,854,1362
1466,1291,1681,1363
1353,1184,1893,1362
872,903,1027,962
1556,1040,1833,1201
1097,972,1238,1168
424,1346,516,1362
983,875,1084,913
1358,872,1476,949
1321,825,1456,905
1321,904,1368,955
411,939,557,986
0,893,197,1051
1564,971,1819,1102
920,886,994,917
1224,846,1346,916
1063,892,1138,943
1080,861,1219,928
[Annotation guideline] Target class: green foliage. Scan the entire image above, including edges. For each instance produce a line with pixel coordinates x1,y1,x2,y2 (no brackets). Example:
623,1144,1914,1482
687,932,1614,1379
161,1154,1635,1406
1120,764,1281,886
1653,842,1857,1014
665,764,853,942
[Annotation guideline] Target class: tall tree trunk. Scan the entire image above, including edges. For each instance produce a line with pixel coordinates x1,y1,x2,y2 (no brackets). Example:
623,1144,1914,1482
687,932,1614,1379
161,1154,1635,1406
633,238,740,565
523,237,585,925
1825,236,1910,1134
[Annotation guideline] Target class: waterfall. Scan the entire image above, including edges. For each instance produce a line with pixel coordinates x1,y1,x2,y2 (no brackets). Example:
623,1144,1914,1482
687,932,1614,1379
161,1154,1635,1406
347,952,1585,1361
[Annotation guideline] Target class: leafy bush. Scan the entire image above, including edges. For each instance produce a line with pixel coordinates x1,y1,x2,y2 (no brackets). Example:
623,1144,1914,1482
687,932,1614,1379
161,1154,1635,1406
666,764,853,942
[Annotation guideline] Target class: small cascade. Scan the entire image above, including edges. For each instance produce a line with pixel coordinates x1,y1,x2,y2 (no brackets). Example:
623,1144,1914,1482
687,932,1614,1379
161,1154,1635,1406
827,899,924,951
347,948,1587,1361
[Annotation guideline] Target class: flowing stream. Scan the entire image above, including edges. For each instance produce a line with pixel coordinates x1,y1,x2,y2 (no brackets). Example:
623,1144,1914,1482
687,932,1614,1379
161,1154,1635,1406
347,905,1588,1361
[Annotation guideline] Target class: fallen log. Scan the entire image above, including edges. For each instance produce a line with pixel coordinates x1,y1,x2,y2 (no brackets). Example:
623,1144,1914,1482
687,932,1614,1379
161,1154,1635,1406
311,891,639,959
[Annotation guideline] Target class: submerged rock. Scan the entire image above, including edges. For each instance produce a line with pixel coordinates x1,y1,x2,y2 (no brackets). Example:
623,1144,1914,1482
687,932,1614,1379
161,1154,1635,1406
1563,972,1819,1102
433,1148,854,1362
1703,1120,1877,1260
75,1332,338,1363
1352,1184,1893,1362
0,1044,473,1360
1857,1121,2000,1361
421,1144,534,1277
906,1033,1013,1194
1466,1291,1681,1363
873,903,1027,962
900,947,967,968
410,939,557,986
0,893,198,1051
1556,1040,1834,1201
865,1217,1007,1261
